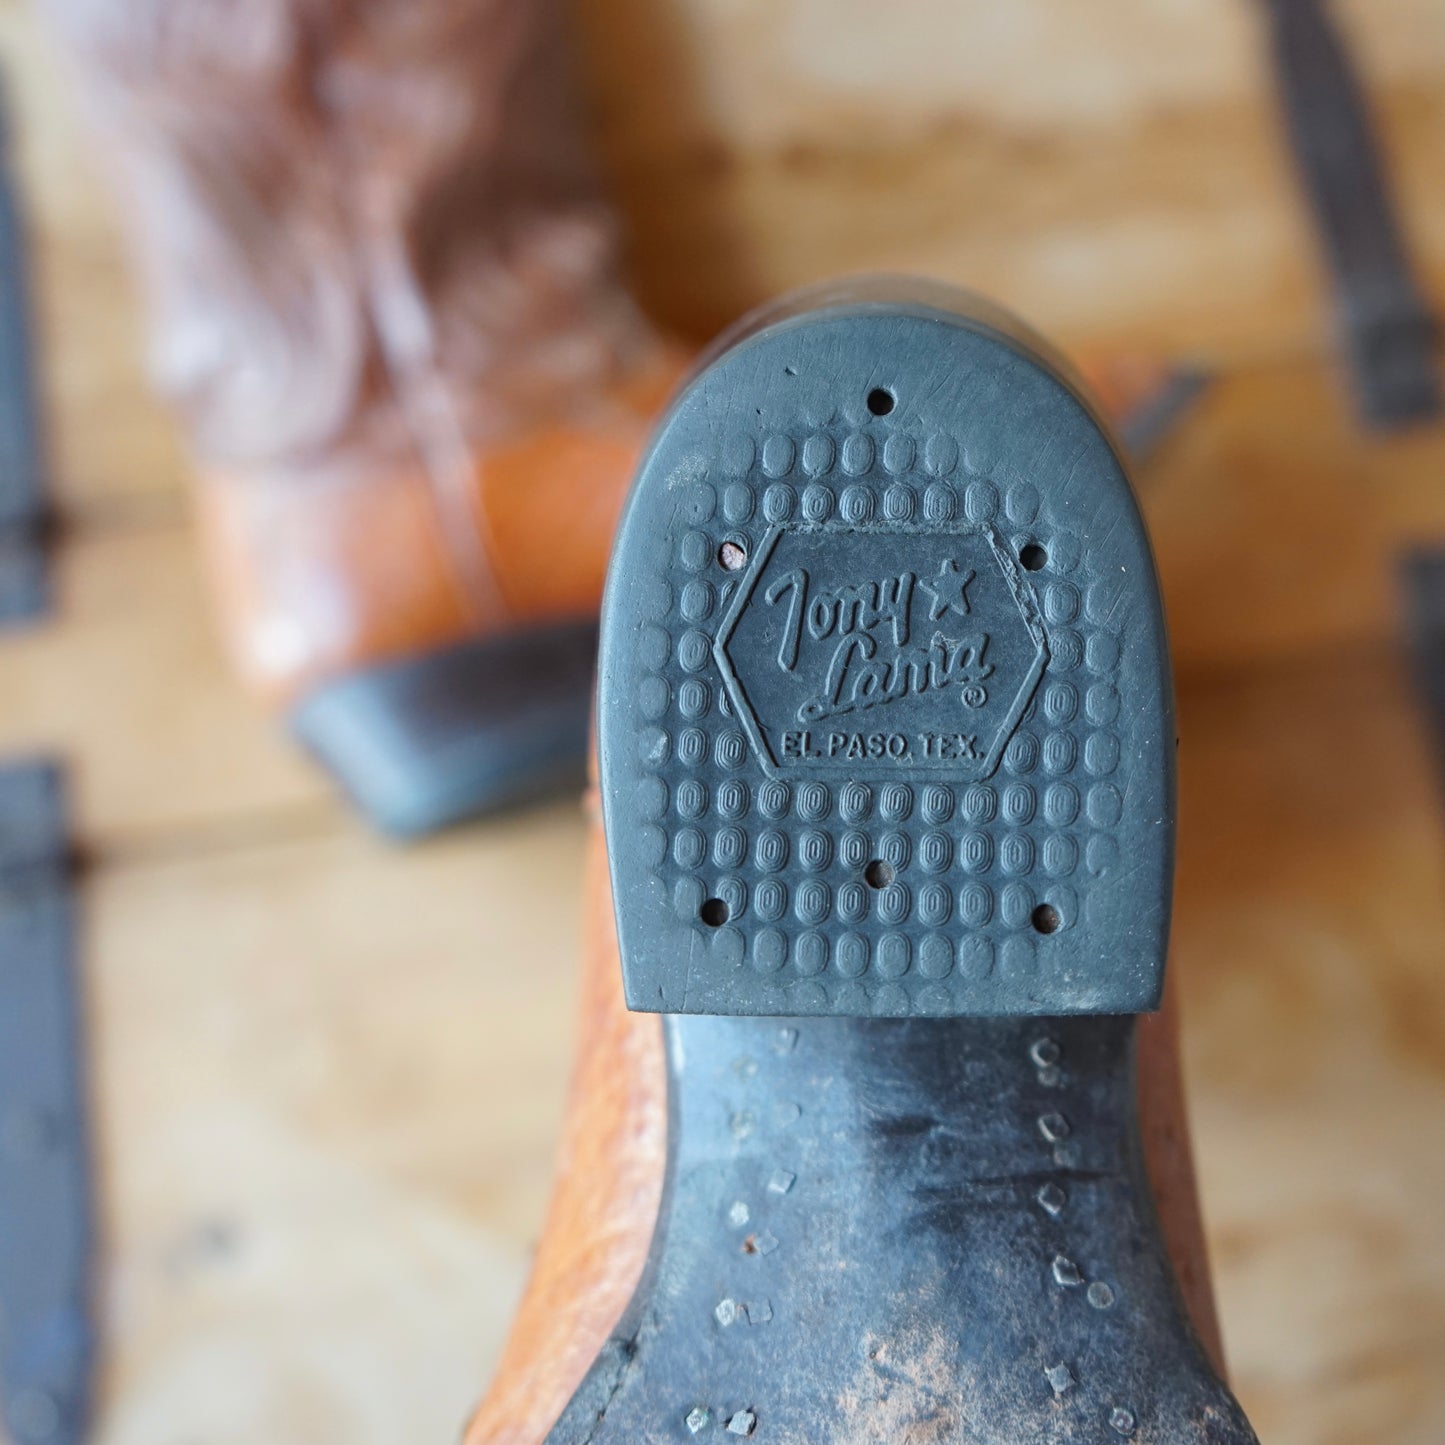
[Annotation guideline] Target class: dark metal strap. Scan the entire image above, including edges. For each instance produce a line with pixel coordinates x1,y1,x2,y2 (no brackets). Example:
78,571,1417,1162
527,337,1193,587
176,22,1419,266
0,763,93,1444
1260,0,1440,429
1402,550,1445,787
1119,370,1210,463
0,77,50,624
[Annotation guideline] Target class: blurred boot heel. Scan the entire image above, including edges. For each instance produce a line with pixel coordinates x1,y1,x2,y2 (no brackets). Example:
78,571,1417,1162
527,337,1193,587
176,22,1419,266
289,619,598,836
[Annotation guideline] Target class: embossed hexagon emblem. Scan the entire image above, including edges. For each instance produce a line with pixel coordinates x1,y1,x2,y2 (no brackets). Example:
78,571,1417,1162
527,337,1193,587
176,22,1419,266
715,524,1048,777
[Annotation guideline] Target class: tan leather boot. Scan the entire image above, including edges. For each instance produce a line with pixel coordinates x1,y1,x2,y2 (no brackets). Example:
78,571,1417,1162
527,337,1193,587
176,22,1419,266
468,282,1253,1443
39,0,685,833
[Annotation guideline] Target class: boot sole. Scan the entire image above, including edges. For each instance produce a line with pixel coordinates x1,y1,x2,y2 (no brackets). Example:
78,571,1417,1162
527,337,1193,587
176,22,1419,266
561,280,1256,1441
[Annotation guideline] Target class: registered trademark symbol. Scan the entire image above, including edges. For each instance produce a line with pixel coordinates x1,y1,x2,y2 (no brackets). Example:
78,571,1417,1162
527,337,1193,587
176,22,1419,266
961,684,988,709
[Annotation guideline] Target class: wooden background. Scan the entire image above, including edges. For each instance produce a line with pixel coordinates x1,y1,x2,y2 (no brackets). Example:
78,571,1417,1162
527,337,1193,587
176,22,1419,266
2,0,1444,1440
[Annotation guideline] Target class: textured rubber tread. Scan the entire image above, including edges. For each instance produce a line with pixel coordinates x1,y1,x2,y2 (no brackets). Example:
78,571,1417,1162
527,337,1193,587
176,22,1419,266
599,281,1173,1018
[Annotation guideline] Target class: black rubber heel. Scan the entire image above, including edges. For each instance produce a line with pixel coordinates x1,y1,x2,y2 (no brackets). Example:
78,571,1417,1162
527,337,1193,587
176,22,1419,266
291,618,595,836
600,280,1172,1018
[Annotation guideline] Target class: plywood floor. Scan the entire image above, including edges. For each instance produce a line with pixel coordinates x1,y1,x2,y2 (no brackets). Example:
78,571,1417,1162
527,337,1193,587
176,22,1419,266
3,5,1444,1443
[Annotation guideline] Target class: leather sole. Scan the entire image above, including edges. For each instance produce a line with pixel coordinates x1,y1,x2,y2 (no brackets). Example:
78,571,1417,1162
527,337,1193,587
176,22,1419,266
550,1014,1253,1443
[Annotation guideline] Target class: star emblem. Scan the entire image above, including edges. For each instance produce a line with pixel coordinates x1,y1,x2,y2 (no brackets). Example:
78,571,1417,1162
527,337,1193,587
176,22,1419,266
920,558,975,621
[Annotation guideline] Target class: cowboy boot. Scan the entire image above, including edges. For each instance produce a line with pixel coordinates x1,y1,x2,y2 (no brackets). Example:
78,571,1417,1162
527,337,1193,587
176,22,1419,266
468,281,1256,1443
37,0,684,834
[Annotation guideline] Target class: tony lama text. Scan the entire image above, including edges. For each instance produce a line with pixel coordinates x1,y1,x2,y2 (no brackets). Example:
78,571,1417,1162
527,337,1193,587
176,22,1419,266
763,562,992,723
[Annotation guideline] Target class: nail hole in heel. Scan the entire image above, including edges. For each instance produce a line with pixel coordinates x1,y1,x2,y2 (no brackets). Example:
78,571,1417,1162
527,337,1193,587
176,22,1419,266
864,859,895,890
700,897,731,927
718,541,747,571
866,387,895,416
1020,543,1048,572
1032,903,1061,935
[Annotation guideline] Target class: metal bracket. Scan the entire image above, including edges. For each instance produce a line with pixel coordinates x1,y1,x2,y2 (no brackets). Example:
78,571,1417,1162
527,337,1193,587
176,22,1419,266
1260,0,1440,430
1118,371,1210,464
1402,550,1445,790
0,76,51,625
0,762,93,1444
